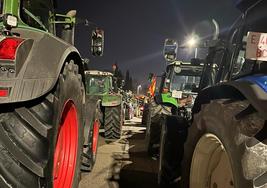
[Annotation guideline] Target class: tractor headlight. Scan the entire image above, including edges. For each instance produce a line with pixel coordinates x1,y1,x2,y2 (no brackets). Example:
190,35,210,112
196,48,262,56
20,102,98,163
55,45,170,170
3,14,18,28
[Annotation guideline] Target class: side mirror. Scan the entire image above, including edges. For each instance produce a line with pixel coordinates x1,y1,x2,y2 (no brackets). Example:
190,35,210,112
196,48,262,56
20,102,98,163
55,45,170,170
91,28,104,56
163,39,178,62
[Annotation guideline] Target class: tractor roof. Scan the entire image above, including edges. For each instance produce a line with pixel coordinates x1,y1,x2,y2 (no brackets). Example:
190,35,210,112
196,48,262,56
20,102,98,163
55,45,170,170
85,70,113,76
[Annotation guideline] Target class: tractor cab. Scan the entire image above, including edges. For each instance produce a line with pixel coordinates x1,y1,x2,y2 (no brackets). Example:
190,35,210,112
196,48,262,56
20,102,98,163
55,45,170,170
164,61,203,97
157,38,204,108
85,70,113,96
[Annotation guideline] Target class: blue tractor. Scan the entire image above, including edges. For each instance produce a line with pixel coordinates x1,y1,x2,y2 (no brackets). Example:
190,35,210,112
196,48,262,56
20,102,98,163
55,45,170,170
182,1,267,188
159,1,267,187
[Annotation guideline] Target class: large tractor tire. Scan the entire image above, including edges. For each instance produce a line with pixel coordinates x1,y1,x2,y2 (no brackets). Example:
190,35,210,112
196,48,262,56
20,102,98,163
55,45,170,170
145,100,164,155
181,100,266,188
142,103,149,125
81,104,101,172
158,115,188,187
104,105,122,139
0,61,84,188
124,105,130,121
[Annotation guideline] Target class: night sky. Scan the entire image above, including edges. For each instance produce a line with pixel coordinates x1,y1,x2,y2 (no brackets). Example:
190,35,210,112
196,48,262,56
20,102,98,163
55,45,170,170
60,0,240,85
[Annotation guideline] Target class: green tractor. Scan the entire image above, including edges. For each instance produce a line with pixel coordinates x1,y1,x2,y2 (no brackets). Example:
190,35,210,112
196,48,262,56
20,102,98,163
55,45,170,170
156,60,203,186
0,0,104,188
145,39,203,157
84,70,123,140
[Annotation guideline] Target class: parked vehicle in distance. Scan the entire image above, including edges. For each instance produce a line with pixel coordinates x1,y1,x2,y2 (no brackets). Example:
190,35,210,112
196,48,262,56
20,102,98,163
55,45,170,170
85,70,124,140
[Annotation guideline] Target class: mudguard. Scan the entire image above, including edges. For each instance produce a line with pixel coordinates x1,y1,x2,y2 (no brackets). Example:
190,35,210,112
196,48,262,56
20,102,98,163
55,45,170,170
154,93,178,108
0,28,82,104
193,78,267,119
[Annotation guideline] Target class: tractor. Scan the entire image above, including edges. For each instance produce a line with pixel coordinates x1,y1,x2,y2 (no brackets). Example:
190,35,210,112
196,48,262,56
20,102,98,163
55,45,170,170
157,40,204,187
158,1,267,188
84,70,123,140
0,0,104,188
145,38,204,158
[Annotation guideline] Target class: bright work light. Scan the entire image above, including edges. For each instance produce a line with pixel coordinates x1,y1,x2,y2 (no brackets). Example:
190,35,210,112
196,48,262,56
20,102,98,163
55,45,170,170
3,14,18,28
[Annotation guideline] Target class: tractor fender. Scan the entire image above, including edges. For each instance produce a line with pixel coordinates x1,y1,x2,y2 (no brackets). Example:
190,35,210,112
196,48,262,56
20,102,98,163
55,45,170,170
193,80,267,142
193,80,267,118
0,28,83,104
192,80,267,184
154,93,178,108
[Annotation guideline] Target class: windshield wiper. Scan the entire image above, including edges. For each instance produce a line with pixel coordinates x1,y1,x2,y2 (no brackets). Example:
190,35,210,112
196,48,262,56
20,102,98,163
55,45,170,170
22,7,48,32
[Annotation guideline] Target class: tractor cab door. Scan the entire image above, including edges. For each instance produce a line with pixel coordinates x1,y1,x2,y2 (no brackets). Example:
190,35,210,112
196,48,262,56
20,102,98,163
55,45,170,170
229,0,267,80
199,41,226,89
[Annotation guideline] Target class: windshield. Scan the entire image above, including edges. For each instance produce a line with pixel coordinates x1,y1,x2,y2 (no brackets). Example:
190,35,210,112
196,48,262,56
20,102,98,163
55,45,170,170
170,72,201,92
177,47,208,62
85,75,112,95
20,0,54,32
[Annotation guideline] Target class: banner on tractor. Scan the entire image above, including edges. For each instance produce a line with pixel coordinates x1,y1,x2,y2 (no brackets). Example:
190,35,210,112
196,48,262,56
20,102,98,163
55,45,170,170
246,32,267,61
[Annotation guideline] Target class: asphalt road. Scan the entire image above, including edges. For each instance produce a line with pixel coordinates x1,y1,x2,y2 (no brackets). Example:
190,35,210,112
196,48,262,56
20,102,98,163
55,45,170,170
79,117,159,188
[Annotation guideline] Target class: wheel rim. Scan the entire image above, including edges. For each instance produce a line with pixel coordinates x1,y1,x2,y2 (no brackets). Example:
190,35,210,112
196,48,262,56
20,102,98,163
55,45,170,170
53,101,78,188
92,120,100,155
190,134,234,188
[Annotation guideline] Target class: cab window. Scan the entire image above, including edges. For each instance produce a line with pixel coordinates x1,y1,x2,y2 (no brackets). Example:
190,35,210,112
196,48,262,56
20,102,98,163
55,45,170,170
85,75,111,95
231,0,267,78
20,0,55,32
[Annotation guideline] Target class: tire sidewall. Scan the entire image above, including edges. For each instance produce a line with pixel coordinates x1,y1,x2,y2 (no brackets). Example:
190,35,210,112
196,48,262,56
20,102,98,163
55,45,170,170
158,120,166,185
47,64,84,188
91,110,100,165
145,105,152,150
181,101,253,188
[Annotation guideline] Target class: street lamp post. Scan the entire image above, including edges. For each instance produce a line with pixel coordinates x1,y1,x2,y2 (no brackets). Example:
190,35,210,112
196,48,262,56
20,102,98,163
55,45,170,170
137,85,142,95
